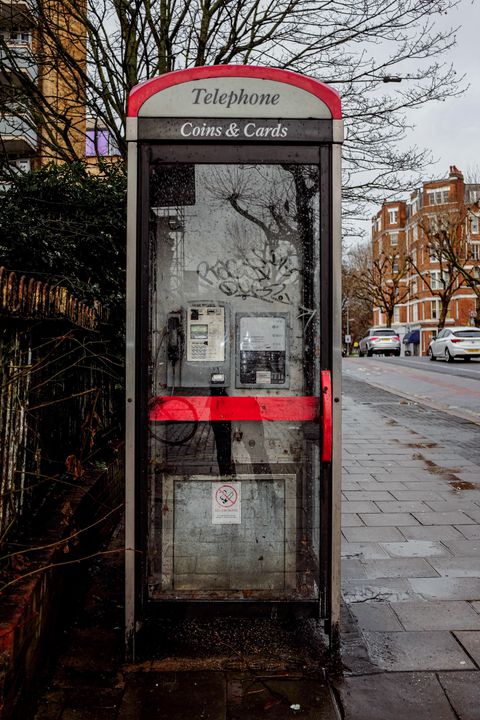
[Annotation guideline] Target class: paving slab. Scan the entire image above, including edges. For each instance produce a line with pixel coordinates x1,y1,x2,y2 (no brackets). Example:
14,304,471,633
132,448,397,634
463,507,480,523
390,601,480,631
453,631,480,667
380,540,450,558
342,526,405,543
360,558,439,579
341,514,365,527
349,602,403,631
118,672,226,720
342,502,380,514
342,481,361,490
425,499,480,511
375,501,431,513
391,491,447,502
456,525,480,540
342,578,415,604
412,511,475,525
358,482,409,493
428,557,480,577
358,512,419,527
341,542,390,560
443,540,480,556
362,630,475,671
399,525,465,541
227,675,338,720
335,673,457,720
342,559,367,579
409,577,480,601
343,491,396,501
437,672,480,720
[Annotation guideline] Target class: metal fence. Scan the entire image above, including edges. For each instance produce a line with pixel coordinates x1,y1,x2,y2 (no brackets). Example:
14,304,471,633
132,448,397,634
0,267,120,543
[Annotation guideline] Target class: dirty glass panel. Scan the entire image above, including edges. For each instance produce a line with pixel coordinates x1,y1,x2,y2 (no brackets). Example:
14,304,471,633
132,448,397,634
146,163,321,602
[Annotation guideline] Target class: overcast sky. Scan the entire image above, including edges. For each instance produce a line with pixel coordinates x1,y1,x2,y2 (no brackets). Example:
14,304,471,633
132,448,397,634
352,0,480,243
411,0,480,181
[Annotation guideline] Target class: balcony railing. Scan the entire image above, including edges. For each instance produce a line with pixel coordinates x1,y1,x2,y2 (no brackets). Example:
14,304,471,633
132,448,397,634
0,114,37,153
0,42,37,84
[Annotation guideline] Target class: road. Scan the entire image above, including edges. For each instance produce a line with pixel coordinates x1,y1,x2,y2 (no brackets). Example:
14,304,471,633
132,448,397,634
343,356,480,426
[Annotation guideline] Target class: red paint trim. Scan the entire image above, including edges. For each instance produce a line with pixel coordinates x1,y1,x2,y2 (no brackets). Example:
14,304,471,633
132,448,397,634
321,370,332,462
149,395,319,422
128,65,341,119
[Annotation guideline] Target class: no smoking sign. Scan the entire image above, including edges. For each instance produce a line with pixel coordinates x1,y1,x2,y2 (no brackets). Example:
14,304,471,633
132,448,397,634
212,482,241,524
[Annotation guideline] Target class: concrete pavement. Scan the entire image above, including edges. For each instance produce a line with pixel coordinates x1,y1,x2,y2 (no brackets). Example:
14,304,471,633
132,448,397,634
31,374,480,719
338,375,480,718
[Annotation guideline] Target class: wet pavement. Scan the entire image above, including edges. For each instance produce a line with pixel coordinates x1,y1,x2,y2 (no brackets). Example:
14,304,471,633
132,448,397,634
339,374,480,718
31,372,480,719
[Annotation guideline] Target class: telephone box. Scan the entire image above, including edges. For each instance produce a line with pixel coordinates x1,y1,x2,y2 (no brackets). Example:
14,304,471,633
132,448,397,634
125,66,343,657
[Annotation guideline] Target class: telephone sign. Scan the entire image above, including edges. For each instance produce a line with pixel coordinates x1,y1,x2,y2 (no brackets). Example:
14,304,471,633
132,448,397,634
125,65,343,659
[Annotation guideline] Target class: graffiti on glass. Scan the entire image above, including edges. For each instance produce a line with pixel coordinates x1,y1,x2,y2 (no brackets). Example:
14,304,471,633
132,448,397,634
197,250,299,304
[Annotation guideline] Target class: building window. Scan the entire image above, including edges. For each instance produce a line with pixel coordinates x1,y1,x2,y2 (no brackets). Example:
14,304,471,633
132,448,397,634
431,300,438,319
392,260,399,273
469,189,480,203
471,216,479,235
85,127,119,157
388,208,399,224
390,232,398,247
394,307,400,322
429,270,449,290
0,28,31,45
413,304,418,322
427,187,450,205
469,244,480,261
376,217,382,231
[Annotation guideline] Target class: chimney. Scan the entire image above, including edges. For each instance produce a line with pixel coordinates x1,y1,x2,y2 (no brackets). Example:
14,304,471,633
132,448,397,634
449,166,463,178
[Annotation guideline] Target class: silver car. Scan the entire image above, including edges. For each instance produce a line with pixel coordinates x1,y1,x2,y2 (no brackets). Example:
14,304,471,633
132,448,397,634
428,326,480,362
358,328,401,357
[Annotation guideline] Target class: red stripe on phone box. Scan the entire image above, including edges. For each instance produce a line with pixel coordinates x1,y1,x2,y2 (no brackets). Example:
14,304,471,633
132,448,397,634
149,395,320,422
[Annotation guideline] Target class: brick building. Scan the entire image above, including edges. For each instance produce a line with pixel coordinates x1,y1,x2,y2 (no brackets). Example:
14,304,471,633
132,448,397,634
0,0,88,176
371,166,480,355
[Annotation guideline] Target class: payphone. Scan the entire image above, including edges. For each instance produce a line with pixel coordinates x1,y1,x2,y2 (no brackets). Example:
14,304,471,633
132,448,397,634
126,65,343,658
166,303,229,387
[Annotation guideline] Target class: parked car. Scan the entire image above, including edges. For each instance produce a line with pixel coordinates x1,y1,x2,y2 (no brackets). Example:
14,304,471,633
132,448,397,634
428,326,480,362
358,328,401,357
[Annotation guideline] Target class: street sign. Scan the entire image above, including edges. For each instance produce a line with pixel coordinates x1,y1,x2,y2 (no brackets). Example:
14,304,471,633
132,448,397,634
344,334,352,344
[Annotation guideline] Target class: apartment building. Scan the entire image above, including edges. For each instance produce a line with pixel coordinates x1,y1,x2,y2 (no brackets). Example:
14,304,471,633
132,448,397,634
0,0,86,176
371,166,480,355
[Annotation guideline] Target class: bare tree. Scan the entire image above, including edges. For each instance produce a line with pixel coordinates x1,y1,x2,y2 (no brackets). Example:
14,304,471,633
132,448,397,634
422,200,480,326
0,0,466,216
342,260,373,345
347,241,410,327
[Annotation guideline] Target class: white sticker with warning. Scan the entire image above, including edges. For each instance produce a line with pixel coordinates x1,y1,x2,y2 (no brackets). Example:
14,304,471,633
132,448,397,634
212,482,241,524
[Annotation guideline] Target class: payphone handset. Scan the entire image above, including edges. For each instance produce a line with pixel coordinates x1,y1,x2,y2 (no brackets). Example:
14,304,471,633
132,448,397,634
166,302,230,388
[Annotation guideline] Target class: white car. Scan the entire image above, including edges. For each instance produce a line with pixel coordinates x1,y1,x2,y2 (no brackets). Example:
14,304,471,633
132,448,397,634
358,328,401,357
428,326,480,362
